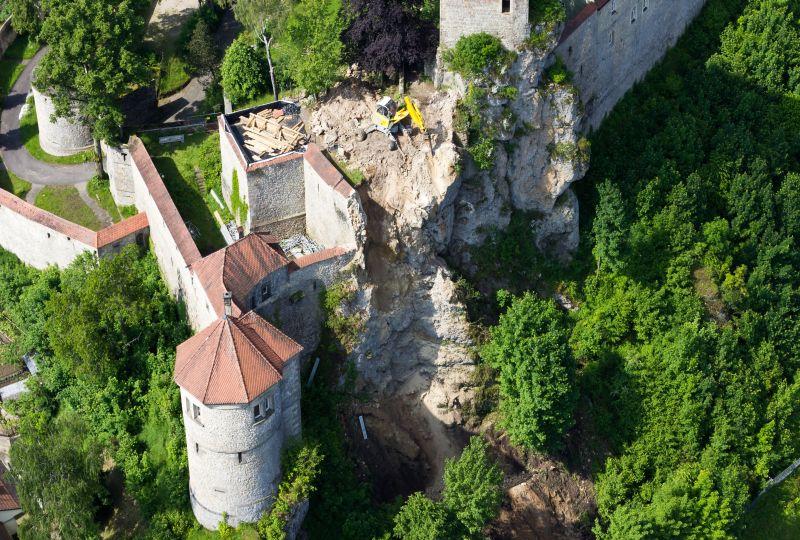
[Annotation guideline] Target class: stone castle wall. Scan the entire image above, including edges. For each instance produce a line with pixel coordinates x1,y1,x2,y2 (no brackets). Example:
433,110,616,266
440,0,530,50
103,142,136,207
556,0,707,130
181,377,291,529
0,189,96,268
32,87,94,157
128,138,217,331
244,157,306,235
303,144,361,248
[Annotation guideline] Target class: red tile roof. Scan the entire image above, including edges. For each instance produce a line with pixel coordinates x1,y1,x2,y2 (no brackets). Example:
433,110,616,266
304,144,355,198
174,310,302,405
95,213,149,248
191,233,289,317
289,245,351,271
128,137,202,266
246,151,304,173
0,463,19,512
0,187,96,246
559,2,598,44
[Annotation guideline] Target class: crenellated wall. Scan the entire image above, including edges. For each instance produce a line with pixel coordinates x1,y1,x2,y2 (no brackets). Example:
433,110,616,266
556,0,707,130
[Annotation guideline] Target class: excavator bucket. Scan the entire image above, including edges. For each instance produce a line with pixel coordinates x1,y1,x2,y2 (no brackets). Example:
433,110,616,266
404,97,426,133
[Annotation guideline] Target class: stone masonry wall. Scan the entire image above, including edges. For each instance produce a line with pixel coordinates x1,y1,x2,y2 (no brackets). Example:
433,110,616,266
303,145,360,248
32,87,93,156
440,0,530,50
103,143,136,207
181,384,287,529
0,190,96,268
556,0,707,130
129,139,217,331
246,157,306,235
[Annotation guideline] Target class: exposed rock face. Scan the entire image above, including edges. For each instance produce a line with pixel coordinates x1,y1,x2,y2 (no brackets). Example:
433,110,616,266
309,28,587,493
449,43,588,269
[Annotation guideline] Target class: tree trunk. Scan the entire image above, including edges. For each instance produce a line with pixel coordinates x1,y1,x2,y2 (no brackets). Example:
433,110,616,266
398,64,406,94
262,33,279,102
94,138,104,178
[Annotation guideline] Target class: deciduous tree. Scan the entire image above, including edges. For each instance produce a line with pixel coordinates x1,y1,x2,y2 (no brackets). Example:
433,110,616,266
221,34,269,105
34,0,151,175
481,293,577,451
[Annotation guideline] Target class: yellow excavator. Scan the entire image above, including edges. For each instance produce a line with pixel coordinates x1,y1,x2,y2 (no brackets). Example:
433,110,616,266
359,96,426,151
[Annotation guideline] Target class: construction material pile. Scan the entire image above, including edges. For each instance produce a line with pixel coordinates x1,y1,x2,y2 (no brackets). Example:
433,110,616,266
235,108,307,161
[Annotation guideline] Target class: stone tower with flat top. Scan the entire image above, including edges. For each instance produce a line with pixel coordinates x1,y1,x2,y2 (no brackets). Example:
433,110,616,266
440,0,531,50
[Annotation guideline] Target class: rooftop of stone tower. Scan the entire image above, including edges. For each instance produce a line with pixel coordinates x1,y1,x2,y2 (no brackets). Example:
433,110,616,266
174,310,303,405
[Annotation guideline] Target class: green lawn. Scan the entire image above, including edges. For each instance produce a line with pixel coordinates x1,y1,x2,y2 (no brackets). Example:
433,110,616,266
4,34,39,60
740,472,800,540
187,524,259,540
0,161,31,198
142,132,227,255
159,53,191,96
329,153,365,187
19,98,96,165
34,186,102,230
87,176,122,223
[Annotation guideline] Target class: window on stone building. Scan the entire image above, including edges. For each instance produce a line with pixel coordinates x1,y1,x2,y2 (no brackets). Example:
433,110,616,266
611,0,617,13
501,0,510,13
631,5,637,23
253,395,275,423
238,452,243,463
192,403,201,422
609,29,615,45
195,442,199,453
643,0,648,11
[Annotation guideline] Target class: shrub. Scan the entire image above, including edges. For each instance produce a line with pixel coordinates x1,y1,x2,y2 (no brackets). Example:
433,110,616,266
445,32,515,79
544,56,572,85
221,35,269,106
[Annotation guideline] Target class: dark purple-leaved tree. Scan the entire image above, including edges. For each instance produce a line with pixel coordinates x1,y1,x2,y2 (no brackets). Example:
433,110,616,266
344,0,438,86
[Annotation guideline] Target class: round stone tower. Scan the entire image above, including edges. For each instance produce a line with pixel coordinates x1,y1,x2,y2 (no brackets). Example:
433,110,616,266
174,303,303,529
31,86,93,157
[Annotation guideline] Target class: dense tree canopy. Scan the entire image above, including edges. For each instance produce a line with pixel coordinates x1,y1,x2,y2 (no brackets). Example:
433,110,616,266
481,292,577,452
343,0,437,79
221,34,269,105
34,0,151,168
567,0,800,536
11,412,105,539
0,246,192,536
281,0,346,95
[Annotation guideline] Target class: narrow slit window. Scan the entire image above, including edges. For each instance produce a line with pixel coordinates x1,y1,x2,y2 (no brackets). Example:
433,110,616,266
501,0,510,13
238,452,243,463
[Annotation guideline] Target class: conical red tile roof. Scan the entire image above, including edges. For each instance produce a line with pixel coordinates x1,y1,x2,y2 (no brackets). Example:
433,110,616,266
174,311,302,405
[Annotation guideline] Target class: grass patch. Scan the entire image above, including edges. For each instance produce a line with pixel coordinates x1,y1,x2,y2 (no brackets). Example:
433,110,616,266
0,162,31,198
186,524,260,540
4,34,39,60
19,98,96,165
328,153,365,187
141,132,226,255
34,185,102,230
158,53,191,96
87,176,122,223
740,472,800,540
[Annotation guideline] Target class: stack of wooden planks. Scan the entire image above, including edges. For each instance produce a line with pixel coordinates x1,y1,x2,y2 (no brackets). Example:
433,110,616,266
237,109,306,159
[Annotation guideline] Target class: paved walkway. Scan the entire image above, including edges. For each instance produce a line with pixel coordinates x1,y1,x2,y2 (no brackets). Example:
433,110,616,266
0,48,95,186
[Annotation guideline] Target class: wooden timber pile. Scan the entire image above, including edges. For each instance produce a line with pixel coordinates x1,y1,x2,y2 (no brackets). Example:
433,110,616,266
236,109,306,160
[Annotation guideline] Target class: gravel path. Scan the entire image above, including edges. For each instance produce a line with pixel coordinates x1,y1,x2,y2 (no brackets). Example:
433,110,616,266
0,48,95,186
